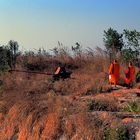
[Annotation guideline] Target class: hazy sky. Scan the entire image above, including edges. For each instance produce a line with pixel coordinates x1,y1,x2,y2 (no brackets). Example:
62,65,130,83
0,0,140,51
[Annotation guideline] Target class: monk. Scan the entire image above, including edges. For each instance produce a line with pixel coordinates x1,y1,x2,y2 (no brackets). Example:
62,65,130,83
109,59,120,87
49,63,72,83
124,61,135,87
53,65,67,80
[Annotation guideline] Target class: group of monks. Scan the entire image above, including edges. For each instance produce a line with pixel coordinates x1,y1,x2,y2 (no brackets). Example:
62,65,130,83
109,59,136,87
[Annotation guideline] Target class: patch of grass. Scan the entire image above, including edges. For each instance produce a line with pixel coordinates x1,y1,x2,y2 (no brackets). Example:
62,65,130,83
88,98,118,112
104,127,134,140
122,101,140,113
88,99,107,111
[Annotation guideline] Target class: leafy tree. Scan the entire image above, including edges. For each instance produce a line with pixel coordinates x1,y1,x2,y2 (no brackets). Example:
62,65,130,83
103,28,123,61
124,29,140,48
0,46,11,72
8,40,19,69
122,29,140,62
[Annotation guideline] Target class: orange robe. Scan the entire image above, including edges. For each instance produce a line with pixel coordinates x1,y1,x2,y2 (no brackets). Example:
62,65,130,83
55,67,61,74
125,66,135,85
109,63,120,84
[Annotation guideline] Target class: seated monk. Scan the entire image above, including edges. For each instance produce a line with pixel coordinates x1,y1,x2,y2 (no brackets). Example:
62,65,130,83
54,66,67,80
124,61,135,87
109,59,120,87
50,64,72,83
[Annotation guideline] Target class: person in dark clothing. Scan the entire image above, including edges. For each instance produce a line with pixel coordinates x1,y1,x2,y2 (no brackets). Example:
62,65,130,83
53,66,66,80
50,64,72,83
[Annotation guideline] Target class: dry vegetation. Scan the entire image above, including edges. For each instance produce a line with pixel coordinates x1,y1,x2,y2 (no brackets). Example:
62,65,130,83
0,47,140,140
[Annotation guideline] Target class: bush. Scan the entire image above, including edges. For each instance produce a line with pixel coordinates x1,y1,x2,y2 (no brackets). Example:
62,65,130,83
0,42,19,72
104,127,133,140
122,101,140,113
88,98,119,112
24,62,46,71
0,46,11,72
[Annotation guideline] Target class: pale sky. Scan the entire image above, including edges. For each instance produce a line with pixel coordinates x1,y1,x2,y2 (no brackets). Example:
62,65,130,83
0,0,140,51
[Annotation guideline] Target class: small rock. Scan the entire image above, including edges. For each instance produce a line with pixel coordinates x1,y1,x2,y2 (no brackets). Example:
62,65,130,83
122,118,133,123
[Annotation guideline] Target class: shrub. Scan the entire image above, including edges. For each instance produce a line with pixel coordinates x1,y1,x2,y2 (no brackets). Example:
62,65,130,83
122,101,140,113
104,127,133,140
88,98,118,112
0,41,19,72
24,62,46,71
0,46,11,72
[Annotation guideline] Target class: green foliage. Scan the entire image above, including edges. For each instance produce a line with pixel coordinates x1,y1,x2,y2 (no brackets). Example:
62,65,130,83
122,48,139,63
122,29,140,62
103,28,140,63
0,46,11,72
0,40,19,73
8,40,19,69
88,99,107,111
103,28,123,60
122,101,140,113
104,127,134,140
123,29,140,48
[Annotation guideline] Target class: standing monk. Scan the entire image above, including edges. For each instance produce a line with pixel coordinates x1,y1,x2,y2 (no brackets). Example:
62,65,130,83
124,61,135,87
109,59,120,87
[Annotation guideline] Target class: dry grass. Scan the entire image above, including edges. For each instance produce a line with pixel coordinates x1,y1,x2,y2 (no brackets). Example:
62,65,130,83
1,91,120,140
0,49,135,139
